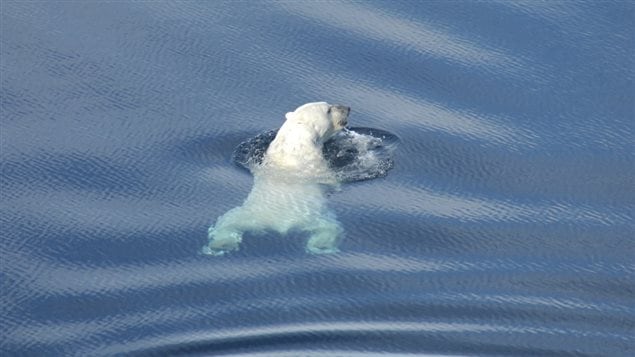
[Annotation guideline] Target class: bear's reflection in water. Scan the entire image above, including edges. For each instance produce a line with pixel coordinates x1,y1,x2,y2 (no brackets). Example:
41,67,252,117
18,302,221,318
203,102,397,256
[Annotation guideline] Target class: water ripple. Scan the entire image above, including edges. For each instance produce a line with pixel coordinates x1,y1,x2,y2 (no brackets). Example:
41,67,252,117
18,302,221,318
10,252,632,298
2,1,633,355
345,183,628,225
73,320,635,355
277,2,530,74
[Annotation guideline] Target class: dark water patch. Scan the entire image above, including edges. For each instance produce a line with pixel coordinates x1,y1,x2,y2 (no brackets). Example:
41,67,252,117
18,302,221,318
1,152,149,195
0,85,47,122
173,130,256,166
232,127,399,183
3,251,634,355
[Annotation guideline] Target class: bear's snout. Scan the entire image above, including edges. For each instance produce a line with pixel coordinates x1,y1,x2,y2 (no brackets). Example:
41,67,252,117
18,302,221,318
332,105,350,127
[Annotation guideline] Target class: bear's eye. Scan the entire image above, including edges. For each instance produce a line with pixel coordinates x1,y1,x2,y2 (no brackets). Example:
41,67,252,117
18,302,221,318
327,107,332,114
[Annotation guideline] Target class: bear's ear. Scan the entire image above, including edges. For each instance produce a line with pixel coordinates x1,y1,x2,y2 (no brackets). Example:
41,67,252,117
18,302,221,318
285,111,297,121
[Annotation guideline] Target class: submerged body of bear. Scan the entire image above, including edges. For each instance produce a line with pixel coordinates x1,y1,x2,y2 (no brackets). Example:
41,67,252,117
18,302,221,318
203,102,350,256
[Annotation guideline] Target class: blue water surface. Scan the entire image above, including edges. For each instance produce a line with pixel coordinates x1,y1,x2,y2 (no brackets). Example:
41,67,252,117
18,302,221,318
1,1,634,356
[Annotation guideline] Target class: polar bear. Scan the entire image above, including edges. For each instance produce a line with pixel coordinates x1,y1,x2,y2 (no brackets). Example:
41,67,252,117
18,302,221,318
203,102,351,256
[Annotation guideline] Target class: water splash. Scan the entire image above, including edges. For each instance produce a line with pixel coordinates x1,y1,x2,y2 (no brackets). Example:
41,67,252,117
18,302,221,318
233,127,399,183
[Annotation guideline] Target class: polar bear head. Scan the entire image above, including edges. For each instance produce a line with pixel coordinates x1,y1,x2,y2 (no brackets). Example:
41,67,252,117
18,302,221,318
263,102,351,174
284,102,351,144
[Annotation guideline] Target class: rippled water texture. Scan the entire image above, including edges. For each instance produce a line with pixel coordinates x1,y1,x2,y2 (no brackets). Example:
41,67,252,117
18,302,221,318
2,1,634,356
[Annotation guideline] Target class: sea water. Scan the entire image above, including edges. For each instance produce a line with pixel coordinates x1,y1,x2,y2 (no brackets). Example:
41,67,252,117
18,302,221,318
1,1,633,355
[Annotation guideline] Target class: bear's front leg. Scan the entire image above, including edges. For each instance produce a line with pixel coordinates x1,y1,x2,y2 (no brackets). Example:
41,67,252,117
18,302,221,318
305,219,343,255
